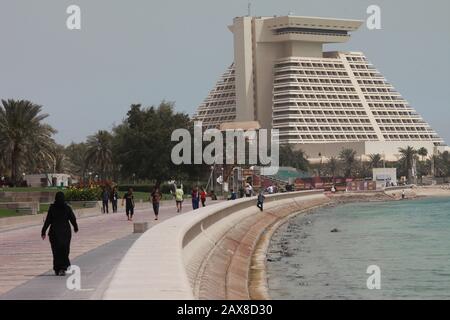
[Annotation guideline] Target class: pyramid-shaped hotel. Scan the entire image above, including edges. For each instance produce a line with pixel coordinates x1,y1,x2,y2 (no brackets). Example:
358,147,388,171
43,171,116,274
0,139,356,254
194,15,448,161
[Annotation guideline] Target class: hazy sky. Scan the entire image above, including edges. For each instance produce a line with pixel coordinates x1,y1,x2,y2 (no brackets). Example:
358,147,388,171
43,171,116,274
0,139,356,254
1,0,449,145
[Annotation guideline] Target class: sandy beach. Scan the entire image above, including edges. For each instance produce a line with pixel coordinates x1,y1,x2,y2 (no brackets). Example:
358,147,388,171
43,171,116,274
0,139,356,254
384,185,450,200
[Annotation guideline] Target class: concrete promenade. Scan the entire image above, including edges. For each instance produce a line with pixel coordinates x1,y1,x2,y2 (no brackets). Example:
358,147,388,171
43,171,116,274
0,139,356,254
0,200,200,299
104,191,329,300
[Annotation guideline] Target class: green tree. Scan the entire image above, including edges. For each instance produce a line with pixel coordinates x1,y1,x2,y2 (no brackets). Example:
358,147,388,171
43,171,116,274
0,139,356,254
435,151,450,177
0,99,56,185
417,147,428,162
112,101,195,184
279,145,309,172
398,146,418,184
85,130,114,180
65,142,89,179
369,153,382,169
325,156,339,177
339,148,357,178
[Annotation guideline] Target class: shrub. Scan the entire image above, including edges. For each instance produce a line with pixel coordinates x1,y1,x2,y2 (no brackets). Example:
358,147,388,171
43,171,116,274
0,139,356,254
64,186,101,201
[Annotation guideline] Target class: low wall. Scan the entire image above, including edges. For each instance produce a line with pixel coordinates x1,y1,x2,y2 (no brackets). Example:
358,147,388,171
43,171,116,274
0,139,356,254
103,190,329,300
0,191,56,203
0,202,39,215
0,201,150,232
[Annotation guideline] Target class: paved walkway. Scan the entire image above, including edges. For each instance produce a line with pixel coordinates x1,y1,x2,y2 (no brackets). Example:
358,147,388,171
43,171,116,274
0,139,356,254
0,200,202,299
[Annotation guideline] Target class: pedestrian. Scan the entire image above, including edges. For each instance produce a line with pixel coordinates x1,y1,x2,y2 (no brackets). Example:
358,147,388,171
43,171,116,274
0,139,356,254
151,186,162,220
122,188,135,221
257,190,266,212
210,190,217,201
200,187,207,207
192,186,200,210
228,189,237,200
111,187,119,213
41,192,79,276
245,184,253,197
402,190,406,200
175,185,184,213
101,187,110,214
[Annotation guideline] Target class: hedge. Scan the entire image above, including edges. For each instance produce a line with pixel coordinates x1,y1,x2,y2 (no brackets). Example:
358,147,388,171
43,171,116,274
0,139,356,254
64,187,101,201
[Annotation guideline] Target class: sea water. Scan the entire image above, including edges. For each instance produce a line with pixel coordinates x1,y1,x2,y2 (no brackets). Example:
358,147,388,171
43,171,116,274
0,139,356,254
267,197,450,300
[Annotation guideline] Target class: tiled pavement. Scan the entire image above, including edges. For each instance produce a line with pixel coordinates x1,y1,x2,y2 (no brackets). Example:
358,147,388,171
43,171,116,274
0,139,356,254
0,202,186,298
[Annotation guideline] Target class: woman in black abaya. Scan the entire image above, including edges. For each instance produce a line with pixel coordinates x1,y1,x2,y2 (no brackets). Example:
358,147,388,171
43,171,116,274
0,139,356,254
41,192,79,276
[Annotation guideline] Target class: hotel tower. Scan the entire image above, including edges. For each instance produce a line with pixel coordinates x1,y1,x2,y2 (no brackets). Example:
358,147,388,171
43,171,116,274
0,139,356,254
194,15,448,160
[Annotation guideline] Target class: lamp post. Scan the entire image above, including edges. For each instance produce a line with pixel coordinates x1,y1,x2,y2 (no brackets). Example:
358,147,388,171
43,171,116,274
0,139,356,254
221,167,224,197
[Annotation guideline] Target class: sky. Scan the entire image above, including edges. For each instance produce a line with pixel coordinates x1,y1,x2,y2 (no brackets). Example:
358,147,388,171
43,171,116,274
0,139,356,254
0,0,449,145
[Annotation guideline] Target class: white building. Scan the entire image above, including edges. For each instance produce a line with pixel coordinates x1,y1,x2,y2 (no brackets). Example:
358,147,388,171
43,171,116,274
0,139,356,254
194,15,448,161
373,168,397,189
24,174,71,188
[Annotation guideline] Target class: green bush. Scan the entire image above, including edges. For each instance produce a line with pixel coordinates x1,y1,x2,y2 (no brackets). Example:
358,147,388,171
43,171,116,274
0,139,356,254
64,187,101,201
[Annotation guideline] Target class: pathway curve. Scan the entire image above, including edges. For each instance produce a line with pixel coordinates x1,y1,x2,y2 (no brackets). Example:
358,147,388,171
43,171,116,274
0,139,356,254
0,201,202,299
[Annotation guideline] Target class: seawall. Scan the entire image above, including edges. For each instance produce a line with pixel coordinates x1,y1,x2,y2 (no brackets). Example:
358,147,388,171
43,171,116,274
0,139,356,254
103,191,330,300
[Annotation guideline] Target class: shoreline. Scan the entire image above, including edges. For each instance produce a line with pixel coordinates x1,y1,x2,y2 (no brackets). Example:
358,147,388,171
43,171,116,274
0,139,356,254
249,186,450,300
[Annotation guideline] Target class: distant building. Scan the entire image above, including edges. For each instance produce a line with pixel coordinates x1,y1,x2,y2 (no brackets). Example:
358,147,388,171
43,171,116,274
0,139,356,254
194,15,449,161
24,174,71,188
372,168,397,189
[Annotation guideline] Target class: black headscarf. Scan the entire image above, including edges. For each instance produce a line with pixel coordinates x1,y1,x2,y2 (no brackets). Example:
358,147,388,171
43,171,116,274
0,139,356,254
54,191,66,208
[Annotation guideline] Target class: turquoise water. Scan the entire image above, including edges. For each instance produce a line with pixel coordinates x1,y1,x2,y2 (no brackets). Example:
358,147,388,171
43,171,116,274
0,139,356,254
267,197,450,300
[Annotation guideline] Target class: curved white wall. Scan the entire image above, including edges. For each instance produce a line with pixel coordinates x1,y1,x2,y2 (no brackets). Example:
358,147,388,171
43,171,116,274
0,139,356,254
103,190,324,300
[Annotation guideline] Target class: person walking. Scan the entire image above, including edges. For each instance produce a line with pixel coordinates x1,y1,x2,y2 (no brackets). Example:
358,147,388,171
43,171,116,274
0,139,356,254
41,192,79,276
122,188,135,221
200,187,207,207
245,184,253,197
257,190,266,212
175,185,184,213
101,187,110,214
150,186,162,220
111,187,119,213
192,186,200,210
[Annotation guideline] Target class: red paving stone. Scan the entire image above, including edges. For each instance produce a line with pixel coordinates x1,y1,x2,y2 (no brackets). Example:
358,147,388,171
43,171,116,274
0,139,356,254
0,202,186,296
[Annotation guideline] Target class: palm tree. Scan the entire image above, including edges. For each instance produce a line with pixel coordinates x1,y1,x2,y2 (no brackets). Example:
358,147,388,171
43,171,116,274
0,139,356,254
65,142,89,180
326,157,339,177
0,99,56,185
417,147,428,162
369,153,382,169
85,130,113,180
339,149,357,178
399,146,418,184
435,151,450,177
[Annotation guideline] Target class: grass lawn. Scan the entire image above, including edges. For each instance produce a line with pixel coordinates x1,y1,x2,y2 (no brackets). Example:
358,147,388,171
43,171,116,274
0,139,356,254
118,192,174,202
0,208,20,218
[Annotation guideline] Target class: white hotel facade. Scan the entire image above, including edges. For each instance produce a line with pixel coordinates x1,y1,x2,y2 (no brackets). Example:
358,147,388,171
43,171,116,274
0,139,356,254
194,15,448,161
